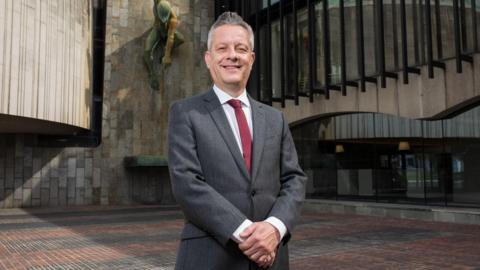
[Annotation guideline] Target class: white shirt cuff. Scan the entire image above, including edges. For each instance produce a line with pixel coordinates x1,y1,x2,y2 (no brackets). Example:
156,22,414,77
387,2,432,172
232,219,253,243
265,216,287,240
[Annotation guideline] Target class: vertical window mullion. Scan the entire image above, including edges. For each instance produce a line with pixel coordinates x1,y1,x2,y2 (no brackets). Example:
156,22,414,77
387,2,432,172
453,0,463,72
419,0,426,64
376,0,386,88
460,0,467,52
255,1,261,99
412,0,420,63
392,0,400,69
308,0,316,102
267,0,272,105
285,2,291,100
280,0,285,107
434,0,443,59
356,0,366,92
425,0,434,77
400,0,409,83
323,0,331,99
293,0,299,105
340,0,347,96
471,0,478,51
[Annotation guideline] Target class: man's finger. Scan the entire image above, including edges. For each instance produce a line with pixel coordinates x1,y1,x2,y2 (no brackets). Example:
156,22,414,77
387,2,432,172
249,250,264,263
241,243,260,256
240,223,257,238
257,252,275,268
238,237,255,251
258,258,269,268
268,251,276,267
255,254,269,267
238,230,260,251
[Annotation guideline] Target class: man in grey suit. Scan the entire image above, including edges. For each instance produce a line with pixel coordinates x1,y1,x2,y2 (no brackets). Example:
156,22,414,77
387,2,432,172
168,12,306,270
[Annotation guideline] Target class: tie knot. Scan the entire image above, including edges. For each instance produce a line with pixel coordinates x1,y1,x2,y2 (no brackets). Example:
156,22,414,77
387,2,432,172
227,99,242,109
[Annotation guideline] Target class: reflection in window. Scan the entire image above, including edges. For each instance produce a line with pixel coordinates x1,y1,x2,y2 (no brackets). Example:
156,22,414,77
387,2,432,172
405,0,421,64
292,105,480,207
262,0,280,8
253,0,480,101
285,12,296,96
259,24,270,102
329,0,342,85
384,0,400,70
272,21,282,98
363,0,378,76
297,8,310,94
345,0,359,80
477,0,480,49
461,0,476,53
315,2,325,86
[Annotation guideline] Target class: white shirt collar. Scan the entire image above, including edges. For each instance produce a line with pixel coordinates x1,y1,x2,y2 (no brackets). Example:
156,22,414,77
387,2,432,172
213,85,250,108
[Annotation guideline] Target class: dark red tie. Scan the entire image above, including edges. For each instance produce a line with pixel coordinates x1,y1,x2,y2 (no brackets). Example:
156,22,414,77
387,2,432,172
227,99,252,173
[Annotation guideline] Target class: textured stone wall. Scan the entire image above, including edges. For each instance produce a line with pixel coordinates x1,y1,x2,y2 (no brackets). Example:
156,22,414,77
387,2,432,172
0,0,215,208
0,135,100,208
102,0,212,159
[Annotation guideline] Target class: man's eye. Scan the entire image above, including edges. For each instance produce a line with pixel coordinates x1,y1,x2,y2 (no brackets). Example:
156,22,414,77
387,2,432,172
237,47,248,53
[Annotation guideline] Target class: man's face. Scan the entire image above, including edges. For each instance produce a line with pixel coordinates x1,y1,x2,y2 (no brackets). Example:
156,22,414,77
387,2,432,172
205,25,255,93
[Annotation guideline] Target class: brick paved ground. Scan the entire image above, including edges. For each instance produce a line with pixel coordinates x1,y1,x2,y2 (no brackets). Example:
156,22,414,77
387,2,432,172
0,206,479,270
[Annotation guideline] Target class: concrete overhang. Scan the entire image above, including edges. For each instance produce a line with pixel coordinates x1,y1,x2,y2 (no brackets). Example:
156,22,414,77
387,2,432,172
277,54,480,126
0,113,88,135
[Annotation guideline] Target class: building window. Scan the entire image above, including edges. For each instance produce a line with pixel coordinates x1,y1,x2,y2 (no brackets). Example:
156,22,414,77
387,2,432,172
238,0,480,103
292,104,480,207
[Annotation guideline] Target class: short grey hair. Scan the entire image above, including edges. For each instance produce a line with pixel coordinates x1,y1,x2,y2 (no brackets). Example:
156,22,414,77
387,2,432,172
207,12,255,51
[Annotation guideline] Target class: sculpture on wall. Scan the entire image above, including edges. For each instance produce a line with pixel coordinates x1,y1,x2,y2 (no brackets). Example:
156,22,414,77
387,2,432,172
144,0,184,90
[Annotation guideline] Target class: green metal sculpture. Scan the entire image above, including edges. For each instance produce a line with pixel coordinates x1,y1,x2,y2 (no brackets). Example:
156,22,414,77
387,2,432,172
144,0,184,90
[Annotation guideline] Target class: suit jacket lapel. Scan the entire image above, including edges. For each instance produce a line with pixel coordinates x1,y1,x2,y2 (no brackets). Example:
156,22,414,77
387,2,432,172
250,98,266,183
203,89,250,180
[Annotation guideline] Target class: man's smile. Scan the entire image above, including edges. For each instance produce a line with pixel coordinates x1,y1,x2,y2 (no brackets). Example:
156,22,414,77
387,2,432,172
221,64,241,70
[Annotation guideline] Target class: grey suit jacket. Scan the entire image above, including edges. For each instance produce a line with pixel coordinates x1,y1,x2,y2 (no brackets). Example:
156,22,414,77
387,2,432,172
168,89,306,270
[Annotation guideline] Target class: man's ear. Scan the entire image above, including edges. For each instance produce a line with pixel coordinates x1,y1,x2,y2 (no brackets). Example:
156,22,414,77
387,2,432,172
247,52,255,70
204,51,211,69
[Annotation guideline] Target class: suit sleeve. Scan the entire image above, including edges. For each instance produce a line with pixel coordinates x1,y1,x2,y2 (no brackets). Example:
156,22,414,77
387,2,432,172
167,102,247,246
268,112,307,243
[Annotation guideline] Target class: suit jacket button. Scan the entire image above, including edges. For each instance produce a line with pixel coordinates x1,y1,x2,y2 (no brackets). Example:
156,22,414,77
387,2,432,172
251,190,256,197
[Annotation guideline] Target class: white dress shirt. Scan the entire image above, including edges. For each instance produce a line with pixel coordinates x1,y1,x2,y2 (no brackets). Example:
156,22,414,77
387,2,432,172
212,85,287,243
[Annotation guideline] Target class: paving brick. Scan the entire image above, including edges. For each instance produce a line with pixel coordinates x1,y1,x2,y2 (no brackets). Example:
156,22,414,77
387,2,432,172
0,207,479,269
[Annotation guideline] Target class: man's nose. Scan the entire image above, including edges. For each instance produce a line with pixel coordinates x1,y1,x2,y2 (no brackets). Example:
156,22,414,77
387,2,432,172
226,47,238,60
